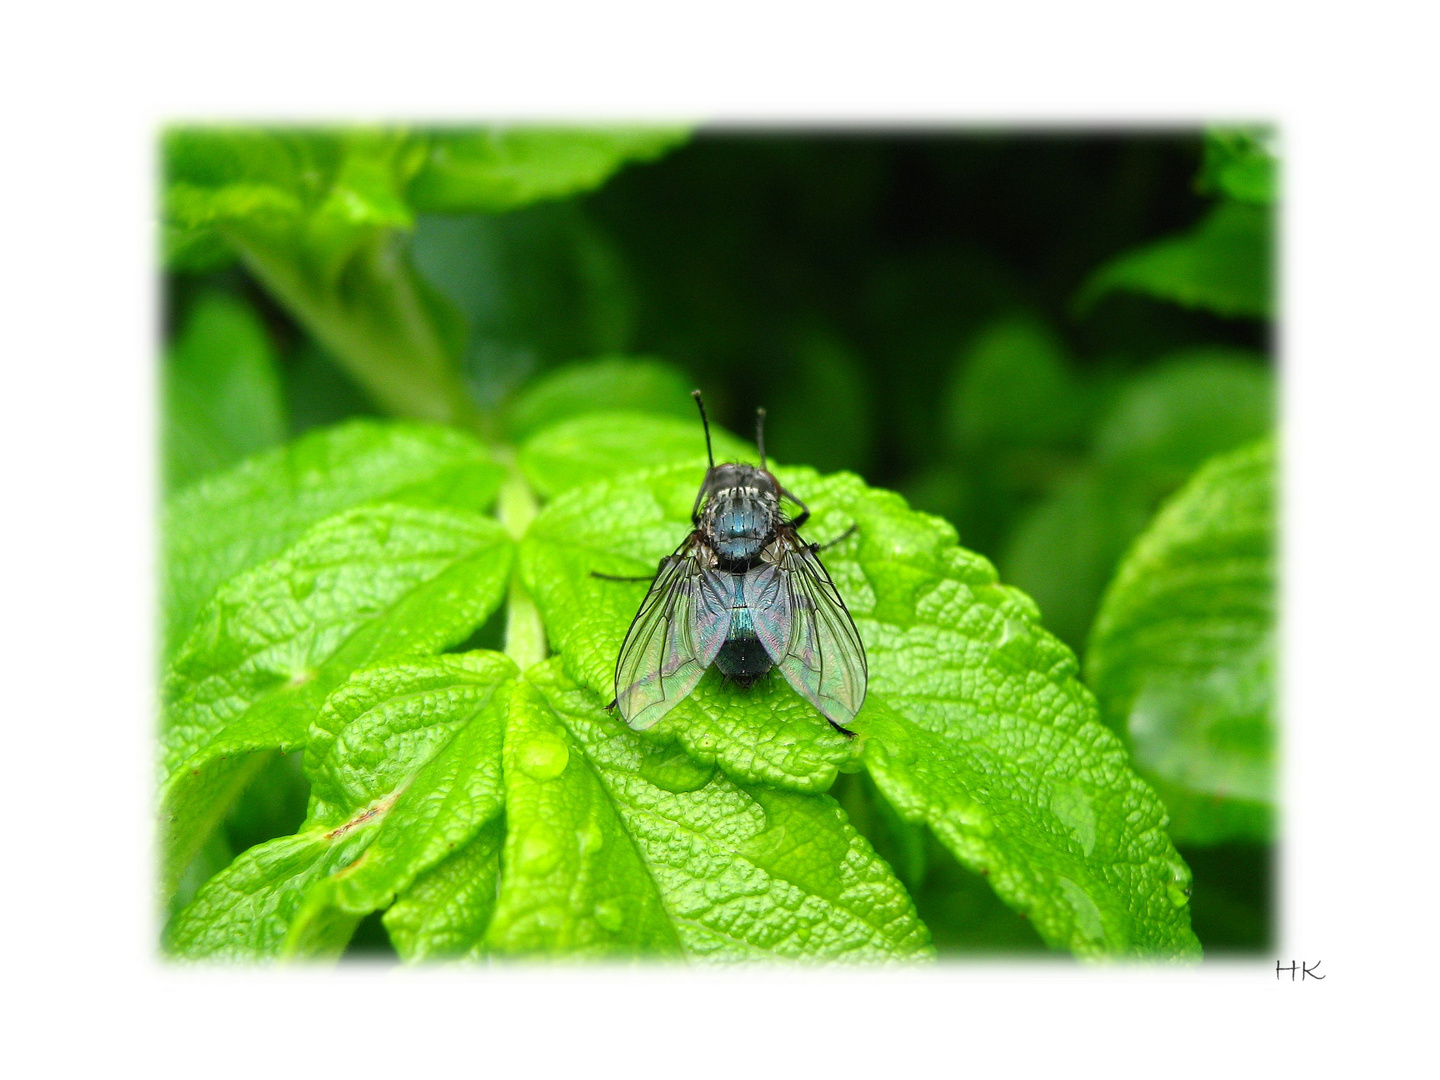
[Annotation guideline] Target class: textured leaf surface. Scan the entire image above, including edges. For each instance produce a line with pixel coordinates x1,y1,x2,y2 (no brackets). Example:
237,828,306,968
1077,201,1272,319
1087,440,1276,845
522,447,1200,958
487,662,932,961
407,127,689,213
503,356,696,441
159,508,513,899
168,653,515,959
383,817,506,961
165,830,371,961
164,291,286,490
486,677,682,958
518,410,752,498
163,419,504,658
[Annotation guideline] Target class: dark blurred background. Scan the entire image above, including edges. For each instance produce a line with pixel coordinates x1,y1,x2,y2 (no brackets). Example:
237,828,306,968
171,130,1275,955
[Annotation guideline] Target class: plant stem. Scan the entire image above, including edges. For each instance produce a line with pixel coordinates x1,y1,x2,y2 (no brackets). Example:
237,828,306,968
228,227,483,427
496,460,547,670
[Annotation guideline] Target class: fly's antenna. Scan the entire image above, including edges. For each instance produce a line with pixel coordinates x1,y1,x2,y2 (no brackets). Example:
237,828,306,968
756,407,768,470
692,389,714,468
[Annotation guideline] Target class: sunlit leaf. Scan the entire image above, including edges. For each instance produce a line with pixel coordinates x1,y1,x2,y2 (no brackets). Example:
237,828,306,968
162,419,505,658
520,429,1201,958
167,653,515,959
159,507,513,902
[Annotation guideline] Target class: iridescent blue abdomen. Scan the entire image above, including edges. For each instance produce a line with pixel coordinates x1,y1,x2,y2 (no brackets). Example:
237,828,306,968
713,602,773,685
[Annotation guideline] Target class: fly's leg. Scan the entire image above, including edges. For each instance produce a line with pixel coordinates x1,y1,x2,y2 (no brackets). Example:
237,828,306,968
812,524,858,553
827,718,857,739
780,487,811,529
591,555,671,583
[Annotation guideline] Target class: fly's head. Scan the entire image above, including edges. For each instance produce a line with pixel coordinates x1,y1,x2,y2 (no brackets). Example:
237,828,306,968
697,463,781,568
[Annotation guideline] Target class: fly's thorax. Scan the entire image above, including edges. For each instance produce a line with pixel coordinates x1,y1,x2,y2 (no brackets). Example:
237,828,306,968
698,464,781,568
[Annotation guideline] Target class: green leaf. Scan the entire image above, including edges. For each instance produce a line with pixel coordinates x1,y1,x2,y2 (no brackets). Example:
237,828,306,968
830,771,929,891
999,472,1152,652
164,291,286,491
407,127,690,214
383,816,506,961
1091,349,1275,500
1197,127,1277,206
164,127,687,425
1086,440,1276,845
163,128,425,277
234,227,475,424
486,663,932,961
298,653,514,911
517,410,752,499
945,315,1085,452
159,507,514,902
165,830,371,961
162,419,505,658
163,127,476,423
522,458,1200,958
502,356,697,441
167,652,515,960
486,676,682,958
1000,350,1273,650
410,205,637,409
1076,200,1272,319
908,832,1049,954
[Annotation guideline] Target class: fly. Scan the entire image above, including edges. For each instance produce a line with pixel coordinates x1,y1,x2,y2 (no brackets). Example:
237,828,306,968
595,391,867,735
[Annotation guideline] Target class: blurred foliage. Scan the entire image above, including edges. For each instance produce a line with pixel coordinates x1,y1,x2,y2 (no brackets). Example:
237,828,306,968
161,126,1277,959
1077,201,1272,319
1087,440,1277,846
163,291,286,490
1197,127,1277,206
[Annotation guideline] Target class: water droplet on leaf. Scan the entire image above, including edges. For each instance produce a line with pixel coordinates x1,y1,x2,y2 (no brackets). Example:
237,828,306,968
517,734,569,781
639,746,715,793
1058,875,1107,945
519,828,561,874
1166,858,1194,908
576,818,605,855
593,899,624,932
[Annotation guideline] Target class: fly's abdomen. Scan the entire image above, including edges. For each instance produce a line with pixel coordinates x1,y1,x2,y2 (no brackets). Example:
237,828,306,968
713,605,773,686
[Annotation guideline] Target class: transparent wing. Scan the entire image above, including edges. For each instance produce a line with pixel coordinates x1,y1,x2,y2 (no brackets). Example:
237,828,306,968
744,536,868,729
614,537,735,730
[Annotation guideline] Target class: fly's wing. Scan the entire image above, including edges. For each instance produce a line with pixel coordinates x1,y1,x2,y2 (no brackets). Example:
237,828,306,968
744,537,868,729
614,537,735,730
